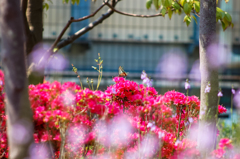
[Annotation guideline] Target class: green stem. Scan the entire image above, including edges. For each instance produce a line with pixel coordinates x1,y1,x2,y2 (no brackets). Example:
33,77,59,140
231,92,233,138
177,105,183,139
91,82,94,91
87,83,91,90
96,71,102,90
78,75,83,89
159,141,162,159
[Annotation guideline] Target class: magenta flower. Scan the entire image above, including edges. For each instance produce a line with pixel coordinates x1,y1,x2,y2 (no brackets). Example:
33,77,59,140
218,105,227,114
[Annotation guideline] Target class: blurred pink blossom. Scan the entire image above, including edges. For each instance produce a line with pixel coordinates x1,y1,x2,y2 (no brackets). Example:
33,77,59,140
155,50,188,79
207,43,229,69
29,143,52,159
233,90,240,108
47,53,69,71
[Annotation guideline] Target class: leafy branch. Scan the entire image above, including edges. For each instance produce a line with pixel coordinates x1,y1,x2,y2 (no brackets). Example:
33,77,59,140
146,0,233,29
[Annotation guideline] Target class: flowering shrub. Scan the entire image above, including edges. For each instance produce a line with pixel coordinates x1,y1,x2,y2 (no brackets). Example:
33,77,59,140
0,70,238,158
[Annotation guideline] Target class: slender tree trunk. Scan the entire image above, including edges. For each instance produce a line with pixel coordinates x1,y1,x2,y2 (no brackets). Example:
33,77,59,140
0,0,34,158
25,0,44,84
198,0,218,155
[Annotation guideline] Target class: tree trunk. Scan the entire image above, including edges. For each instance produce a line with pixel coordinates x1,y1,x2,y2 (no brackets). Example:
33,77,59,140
25,0,44,85
198,0,218,155
0,0,34,158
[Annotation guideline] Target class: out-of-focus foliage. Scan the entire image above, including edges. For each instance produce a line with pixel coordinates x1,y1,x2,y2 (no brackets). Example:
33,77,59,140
146,0,233,30
218,120,240,148
43,0,53,11
62,0,81,5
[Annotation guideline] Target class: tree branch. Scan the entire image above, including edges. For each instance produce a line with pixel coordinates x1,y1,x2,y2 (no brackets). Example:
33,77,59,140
21,0,31,37
55,5,115,50
52,0,174,52
105,2,165,18
21,0,37,55
49,3,107,52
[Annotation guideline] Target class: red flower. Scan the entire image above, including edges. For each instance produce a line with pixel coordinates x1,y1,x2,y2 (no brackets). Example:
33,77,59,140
218,105,227,114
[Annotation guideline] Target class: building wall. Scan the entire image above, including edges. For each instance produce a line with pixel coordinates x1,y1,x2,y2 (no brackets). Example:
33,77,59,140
43,0,240,44
43,0,71,39
64,41,188,73
231,0,240,44
89,0,194,42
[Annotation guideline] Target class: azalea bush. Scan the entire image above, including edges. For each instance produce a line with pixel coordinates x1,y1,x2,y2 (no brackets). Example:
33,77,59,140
0,69,239,158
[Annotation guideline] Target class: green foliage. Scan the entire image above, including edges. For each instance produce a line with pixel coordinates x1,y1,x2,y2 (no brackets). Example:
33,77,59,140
153,0,159,10
146,0,152,9
161,7,167,17
168,8,173,19
183,15,191,26
172,2,181,10
63,0,80,5
193,1,200,13
191,15,197,24
183,2,192,15
145,0,233,30
218,120,240,147
43,0,52,11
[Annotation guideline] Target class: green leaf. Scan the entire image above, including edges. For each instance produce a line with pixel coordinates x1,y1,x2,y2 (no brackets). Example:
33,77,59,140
53,48,58,53
71,0,76,5
45,3,49,10
224,12,232,22
63,0,69,3
183,3,192,15
168,8,173,19
146,0,153,9
164,0,172,8
221,20,227,31
153,0,159,10
76,0,80,5
179,0,186,6
161,7,167,17
216,7,225,19
177,9,182,15
158,0,162,6
193,1,200,13
191,15,197,24
172,2,181,10
183,15,191,26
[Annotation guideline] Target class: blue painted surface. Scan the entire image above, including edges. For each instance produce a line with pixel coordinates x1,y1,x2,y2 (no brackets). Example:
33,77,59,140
193,16,199,45
62,42,188,74
187,16,199,54
70,1,91,41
